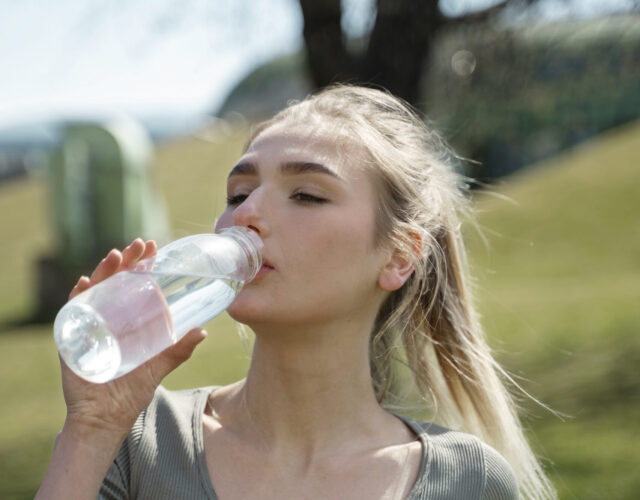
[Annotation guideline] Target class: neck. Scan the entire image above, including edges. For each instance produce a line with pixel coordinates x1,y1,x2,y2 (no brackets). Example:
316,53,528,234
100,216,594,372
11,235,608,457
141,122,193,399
233,319,393,458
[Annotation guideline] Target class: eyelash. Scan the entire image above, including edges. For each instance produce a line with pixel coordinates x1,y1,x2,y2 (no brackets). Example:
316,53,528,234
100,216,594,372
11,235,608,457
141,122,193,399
226,194,248,206
291,192,328,204
225,192,328,207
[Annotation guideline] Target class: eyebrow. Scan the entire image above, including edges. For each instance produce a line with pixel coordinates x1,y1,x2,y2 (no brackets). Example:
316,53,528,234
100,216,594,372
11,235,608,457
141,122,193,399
227,162,256,178
227,161,343,180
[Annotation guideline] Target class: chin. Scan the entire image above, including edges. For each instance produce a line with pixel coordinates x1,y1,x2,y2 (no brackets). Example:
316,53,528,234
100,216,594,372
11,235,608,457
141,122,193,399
226,297,270,325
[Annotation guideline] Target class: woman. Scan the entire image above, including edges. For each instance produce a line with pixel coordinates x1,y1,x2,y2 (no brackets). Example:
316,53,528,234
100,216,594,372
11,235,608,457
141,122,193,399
37,85,556,499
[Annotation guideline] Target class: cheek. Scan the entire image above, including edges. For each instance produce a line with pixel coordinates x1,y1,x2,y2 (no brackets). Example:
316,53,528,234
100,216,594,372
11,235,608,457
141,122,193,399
295,210,380,283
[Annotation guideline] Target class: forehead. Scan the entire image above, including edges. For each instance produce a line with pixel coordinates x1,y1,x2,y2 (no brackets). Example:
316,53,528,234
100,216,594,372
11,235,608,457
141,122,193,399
243,123,366,180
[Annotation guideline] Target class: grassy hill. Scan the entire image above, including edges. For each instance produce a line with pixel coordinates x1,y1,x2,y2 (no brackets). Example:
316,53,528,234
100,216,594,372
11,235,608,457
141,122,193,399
0,121,638,499
466,120,640,499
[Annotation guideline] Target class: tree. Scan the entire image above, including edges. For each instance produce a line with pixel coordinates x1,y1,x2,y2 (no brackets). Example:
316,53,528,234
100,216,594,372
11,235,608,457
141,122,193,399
297,0,537,106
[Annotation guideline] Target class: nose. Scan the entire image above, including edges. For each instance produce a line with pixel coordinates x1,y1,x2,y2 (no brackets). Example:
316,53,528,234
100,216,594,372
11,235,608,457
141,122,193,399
231,189,268,237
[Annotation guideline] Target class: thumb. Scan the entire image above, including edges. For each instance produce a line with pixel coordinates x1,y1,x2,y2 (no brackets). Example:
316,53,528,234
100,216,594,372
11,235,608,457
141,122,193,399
148,328,208,382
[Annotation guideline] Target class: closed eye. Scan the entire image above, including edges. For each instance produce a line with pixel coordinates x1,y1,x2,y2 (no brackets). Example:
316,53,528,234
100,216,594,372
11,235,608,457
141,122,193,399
227,191,328,207
291,192,328,204
226,193,248,206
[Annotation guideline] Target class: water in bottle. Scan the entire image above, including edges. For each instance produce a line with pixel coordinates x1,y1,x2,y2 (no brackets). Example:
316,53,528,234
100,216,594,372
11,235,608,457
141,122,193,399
54,227,262,383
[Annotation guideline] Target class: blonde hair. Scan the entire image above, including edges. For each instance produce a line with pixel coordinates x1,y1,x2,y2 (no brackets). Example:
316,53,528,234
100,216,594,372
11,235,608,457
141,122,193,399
246,85,556,500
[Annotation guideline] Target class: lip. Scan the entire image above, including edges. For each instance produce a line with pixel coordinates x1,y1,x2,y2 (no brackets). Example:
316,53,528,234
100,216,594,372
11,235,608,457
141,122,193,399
252,261,274,281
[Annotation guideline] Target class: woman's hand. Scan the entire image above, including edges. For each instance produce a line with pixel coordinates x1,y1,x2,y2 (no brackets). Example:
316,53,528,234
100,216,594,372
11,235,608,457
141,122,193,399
61,238,207,439
37,238,207,499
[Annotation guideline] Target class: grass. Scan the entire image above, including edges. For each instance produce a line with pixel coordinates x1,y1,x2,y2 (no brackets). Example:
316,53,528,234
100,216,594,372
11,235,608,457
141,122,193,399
466,120,640,499
0,120,638,499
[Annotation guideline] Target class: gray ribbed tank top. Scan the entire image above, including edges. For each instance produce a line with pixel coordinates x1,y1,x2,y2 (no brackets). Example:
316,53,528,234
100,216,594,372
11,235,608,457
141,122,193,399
99,386,518,499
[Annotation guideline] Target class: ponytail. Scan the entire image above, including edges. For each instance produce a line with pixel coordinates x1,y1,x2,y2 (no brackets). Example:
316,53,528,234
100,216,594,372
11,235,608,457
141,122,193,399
372,207,556,500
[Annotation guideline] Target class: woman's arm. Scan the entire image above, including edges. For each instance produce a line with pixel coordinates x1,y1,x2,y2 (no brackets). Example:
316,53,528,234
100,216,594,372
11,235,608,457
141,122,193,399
35,239,207,500
36,417,129,499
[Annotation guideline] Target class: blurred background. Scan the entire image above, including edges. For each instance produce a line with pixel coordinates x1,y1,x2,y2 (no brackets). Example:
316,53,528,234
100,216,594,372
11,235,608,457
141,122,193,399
1,0,639,498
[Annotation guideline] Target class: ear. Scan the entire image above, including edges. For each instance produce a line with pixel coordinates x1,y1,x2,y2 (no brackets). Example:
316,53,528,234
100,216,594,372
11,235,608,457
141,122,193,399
377,232,422,292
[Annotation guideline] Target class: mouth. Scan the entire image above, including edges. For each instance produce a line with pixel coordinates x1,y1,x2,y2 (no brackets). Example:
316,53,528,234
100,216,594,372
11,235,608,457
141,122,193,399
252,260,274,280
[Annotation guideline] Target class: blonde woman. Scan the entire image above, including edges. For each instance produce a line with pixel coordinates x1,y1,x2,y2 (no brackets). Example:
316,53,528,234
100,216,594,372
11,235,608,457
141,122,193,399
37,85,556,499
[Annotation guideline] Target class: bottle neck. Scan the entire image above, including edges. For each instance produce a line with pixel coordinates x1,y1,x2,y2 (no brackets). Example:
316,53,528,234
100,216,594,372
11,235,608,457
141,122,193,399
219,227,263,281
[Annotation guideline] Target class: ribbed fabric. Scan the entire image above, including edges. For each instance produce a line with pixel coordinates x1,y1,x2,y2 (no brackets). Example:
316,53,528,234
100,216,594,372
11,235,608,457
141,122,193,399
99,386,518,500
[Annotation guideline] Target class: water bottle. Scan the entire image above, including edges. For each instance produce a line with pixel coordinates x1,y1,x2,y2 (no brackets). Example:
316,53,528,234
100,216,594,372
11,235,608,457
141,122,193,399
54,226,262,383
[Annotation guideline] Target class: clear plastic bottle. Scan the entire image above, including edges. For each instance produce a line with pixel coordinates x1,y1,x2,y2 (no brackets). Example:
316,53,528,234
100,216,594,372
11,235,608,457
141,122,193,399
54,226,262,383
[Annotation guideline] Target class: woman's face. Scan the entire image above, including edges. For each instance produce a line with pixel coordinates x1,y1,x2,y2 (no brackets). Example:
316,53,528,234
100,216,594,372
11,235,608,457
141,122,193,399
215,124,393,330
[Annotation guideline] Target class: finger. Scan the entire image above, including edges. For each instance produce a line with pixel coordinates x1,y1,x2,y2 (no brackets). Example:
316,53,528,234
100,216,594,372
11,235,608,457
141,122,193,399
58,353,91,387
121,238,145,269
69,276,91,299
140,240,158,261
148,328,208,383
90,249,123,284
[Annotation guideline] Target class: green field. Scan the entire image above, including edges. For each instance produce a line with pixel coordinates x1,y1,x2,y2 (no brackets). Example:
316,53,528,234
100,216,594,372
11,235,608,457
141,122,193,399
0,121,638,499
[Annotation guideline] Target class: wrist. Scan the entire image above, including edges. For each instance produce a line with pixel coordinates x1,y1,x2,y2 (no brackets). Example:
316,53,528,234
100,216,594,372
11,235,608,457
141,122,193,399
36,420,128,500
59,417,129,458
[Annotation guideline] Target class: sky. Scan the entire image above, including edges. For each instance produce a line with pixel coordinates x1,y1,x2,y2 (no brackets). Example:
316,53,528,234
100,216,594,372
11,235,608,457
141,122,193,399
0,0,636,130
0,0,304,129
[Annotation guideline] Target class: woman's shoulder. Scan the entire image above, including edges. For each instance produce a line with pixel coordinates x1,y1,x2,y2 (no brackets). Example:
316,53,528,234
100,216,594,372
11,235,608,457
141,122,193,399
400,417,519,500
134,385,219,440
147,385,215,414
123,385,215,453
100,385,217,499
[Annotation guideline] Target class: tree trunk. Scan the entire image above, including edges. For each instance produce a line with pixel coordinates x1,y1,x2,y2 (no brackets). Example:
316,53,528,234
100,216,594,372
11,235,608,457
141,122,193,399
298,0,356,88
297,0,523,106
362,0,443,104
